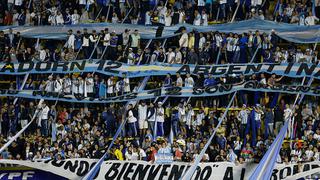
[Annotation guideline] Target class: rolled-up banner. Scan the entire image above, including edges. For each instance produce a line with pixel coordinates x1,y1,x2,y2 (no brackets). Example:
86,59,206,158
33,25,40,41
0,81,319,103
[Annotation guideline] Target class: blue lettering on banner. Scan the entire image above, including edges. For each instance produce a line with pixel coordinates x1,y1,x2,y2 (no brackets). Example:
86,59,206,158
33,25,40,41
0,170,65,180
0,81,319,103
1,61,320,79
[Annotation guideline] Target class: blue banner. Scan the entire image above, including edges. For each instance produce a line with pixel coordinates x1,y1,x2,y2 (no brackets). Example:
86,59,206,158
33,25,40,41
0,81,319,103
1,61,320,79
1,19,320,43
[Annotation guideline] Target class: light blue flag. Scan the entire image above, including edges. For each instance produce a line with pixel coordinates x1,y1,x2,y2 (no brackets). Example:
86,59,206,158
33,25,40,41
248,121,289,180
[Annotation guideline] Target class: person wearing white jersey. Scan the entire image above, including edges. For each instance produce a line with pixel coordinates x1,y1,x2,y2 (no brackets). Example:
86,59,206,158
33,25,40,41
71,10,80,25
254,104,264,136
107,76,115,97
127,104,138,137
237,104,250,138
186,104,195,133
72,75,79,96
65,30,75,50
40,102,50,137
138,101,148,137
78,76,85,97
63,75,72,95
184,73,194,88
179,29,188,50
305,11,319,26
156,102,165,137
178,102,187,135
45,75,55,93
123,75,131,94
54,75,63,93
85,73,94,98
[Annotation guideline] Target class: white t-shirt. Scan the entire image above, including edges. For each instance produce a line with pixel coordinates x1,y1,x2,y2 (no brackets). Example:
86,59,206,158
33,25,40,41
251,0,262,6
167,51,175,64
82,36,89,47
128,110,137,123
198,0,205,6
185,77,194,87
72,79,79,94
178,107,186,122
124,78,130,92
63,78,72,94
103,33,111,46
175,51,182,64
305,16,319,26
220,0,227,4
176,77,183,87
56,14,64,25
284,108,292,120
156,108,165,122
130,34,140,48
41,106,50,120
194,14,201,26
179,11,185,24
138,105,148,121
54,79,63,93
148,109,155,122
227,37,234,52
107,78,114,94
199,37,206,50
67,34,75,50
179,33,188,48
78,79,84,94
45,80,54,92
196,112,205,126
255,111,262,121
165,13,172,26
15,0,23,6
186,109,195,127
79,0,86,5
85,77,94,93
201,14,208,26
71,14,80,24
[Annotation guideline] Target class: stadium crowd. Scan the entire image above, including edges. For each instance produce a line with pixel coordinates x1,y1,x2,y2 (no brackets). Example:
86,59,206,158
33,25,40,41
0,70,319,165
0,0,319,173
0,27,319,64
0,0,319,26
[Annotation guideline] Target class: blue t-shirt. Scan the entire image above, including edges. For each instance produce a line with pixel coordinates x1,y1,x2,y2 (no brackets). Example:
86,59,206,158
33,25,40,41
204,77,216,87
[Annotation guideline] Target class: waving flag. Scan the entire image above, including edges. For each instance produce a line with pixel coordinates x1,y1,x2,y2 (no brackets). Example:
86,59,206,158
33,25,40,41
249,121,289,180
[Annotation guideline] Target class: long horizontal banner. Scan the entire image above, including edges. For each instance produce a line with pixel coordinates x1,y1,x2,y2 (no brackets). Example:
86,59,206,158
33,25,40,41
0,81,319,103
2,19,320,43
1,61,320,78
0,159,319,180
0,169,65,180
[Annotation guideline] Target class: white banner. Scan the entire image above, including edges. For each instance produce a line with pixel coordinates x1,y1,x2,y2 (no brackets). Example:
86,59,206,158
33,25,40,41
0,159,319,180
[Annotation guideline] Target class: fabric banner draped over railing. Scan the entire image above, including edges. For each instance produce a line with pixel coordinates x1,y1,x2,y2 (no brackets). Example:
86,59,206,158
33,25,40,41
1,19,320,43
1,61,320,79
0,159,319,180
0,81,319,103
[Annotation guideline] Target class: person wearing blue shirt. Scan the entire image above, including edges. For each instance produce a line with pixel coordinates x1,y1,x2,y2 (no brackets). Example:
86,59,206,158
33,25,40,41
99,79,107,99
171,106,179,137
204,74,216,87
74,31,82,52
239,33,248,63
